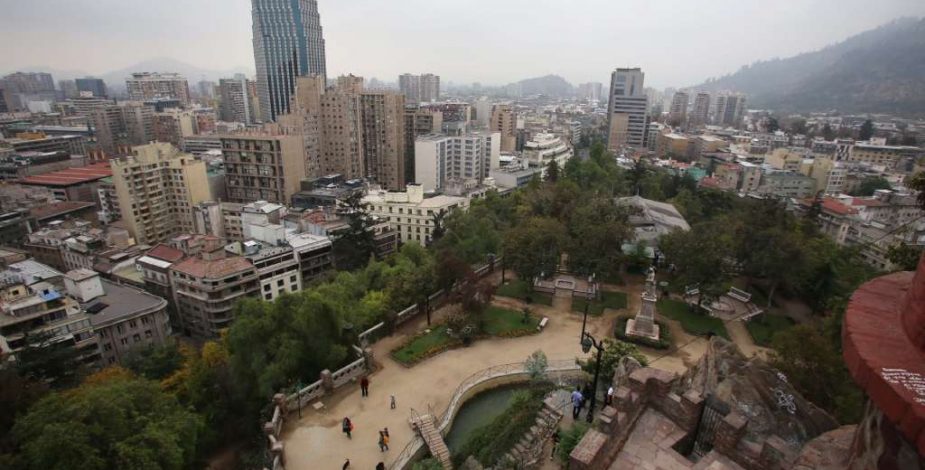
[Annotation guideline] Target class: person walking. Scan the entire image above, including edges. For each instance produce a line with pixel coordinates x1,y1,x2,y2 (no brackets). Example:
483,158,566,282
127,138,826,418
360,376,370,397
342,458,350,470
378,431,386,452
551,430,560,459
376,463,385,470
342,417,353,439
382,430,390,451
390,394,396,409
606,385,614,406
571,387,583,420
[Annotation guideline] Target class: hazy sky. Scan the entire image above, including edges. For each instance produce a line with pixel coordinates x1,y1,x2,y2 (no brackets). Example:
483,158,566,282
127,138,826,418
2,0,924,89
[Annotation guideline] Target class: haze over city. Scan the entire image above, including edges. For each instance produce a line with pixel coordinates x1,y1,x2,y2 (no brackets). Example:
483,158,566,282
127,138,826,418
2,0,925,87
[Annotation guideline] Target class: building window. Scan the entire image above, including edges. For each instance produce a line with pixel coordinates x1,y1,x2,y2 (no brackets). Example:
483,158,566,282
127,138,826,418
264,294,272,300
145,330,153,338
277,279,284,287
133,334,141,343
264,284,271,292
121,338,128,345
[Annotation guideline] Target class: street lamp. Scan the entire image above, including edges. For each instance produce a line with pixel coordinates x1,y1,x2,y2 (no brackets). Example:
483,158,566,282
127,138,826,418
580,299,605,423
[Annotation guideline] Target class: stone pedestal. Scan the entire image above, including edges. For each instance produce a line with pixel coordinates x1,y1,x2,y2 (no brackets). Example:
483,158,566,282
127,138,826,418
627,268,661,340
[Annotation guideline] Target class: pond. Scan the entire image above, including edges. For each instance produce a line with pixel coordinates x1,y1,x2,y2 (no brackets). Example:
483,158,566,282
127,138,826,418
444,384,526,454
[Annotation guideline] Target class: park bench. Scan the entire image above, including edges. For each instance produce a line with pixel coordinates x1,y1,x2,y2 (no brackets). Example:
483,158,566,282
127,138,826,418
537,317,549,331
685,286,700,297
728,287,752,303
741,310,763,322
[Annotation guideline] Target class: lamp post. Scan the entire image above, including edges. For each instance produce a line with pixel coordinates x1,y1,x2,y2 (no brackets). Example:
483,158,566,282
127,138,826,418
580,299,605,423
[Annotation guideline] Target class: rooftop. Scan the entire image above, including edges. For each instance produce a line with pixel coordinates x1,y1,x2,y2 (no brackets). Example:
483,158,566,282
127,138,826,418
171,255,254,280
84,279,167,327
18,162,112,187
30,201,96,221
145,244,185,263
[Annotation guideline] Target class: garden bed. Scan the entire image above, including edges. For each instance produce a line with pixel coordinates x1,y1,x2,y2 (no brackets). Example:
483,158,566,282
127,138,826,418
614,315,672,350
391,306,540,366
572,291,628,316
745,314,795,347
657,298,729,340
496,280,553,306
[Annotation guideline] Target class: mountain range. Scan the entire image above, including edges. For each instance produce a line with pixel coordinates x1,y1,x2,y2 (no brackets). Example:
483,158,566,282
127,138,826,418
693,17,925,116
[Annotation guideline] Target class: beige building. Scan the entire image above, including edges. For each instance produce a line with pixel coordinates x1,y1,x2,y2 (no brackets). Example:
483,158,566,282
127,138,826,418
766,148,807,172
111,143,211,245
607,114,630,152
360,91,406,190
655,133,692,160
125,72,191,106
364,184,469,246
848,139,922,169
490,104,517,153
221,133,307,205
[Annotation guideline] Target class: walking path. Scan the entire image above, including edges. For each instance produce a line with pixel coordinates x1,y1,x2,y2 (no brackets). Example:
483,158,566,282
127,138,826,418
281,275,767,470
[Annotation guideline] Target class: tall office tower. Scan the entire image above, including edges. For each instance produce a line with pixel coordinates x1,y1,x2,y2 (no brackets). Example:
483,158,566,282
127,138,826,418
1,72,56,110
713,92,747,128
607,68,649,150
420,74,441,103
252,0,327,122
75,77,108,98
359,91,406,190
690,92,711,128
111,143,211,244
668,91,689,127
218,77,253,124
245,80,262,123
120,102,155,146
399,74,421,104
197,80,215,99
221,133,308,204
58,80,78,99
473,97,491,128
490,104,517,153
125,73,191,106
404,107,444,183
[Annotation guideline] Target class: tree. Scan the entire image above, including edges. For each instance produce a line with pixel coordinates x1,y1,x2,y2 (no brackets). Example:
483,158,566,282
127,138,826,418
524,350,548,381
0,368,48,461
332,191,377,271
12,375,203,470
567,197,631,277
765,116,780,133
908,172,925,209
887,244,924,271
557,422,589,462
502,217,567,282
858,119,874,141
579,339,647,382
769,325,863,424
429,209,447,243
123,342,184,380
545,159,560,182
15,330,83,387
660,221,735,306
789,118,808,135
849,176,891,196
821,123,835,141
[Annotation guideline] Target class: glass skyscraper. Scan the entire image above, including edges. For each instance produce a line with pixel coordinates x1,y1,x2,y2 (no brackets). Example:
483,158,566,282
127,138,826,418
252,0,327,122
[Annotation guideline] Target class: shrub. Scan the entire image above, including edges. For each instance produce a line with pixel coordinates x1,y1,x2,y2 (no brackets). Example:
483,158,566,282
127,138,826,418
557,421,589,462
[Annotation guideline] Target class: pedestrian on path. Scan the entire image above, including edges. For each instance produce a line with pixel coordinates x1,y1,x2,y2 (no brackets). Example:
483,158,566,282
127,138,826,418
342,417,353,439
383,427,390,438
571,387,583,419
378,431,386,452
383,430,390,450
390,394,396,409
342,458,350,470
606,385,614,406
551,430,560,459
376,463,385,470
361,376,370,397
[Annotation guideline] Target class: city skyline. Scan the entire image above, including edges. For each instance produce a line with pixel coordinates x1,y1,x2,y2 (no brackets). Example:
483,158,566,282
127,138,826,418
2,0,924,89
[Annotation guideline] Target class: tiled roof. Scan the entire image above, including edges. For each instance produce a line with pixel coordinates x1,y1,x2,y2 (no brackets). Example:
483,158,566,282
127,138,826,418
18,162,112,187
29,201,96,221
146,244,185,263
170,256,254,280
821,198,858,216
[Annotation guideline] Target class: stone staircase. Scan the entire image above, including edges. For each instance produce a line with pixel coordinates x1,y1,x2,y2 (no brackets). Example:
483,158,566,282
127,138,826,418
414,413,453,470
498,396,565,468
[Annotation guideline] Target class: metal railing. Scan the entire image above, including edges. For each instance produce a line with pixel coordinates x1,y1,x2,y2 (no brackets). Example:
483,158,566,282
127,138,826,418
389,358,581,470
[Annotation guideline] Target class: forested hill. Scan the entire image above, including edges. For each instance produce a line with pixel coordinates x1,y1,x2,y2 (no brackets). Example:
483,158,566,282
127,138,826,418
693,17,925,116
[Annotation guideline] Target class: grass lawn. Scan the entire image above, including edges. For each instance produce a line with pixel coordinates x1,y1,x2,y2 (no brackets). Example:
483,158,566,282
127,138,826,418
745,314,795,347
483,306,540,336
391,325,456,365
496,280,553,306
657,298,730,340
572,291,628,316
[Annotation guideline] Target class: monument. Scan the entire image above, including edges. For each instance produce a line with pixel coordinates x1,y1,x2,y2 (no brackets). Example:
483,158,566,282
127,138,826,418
626,266,661,340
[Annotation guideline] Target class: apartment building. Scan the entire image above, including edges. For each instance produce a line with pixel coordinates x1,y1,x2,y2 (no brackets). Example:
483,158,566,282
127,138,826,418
125,72,191,106
221,133,307,205
360,91,407,190
169,236,259,338
689,92,711,128
668,91,689,127
364,184,469,246
111,143,211,245
490,104,517,153
404,107,444,183
64,269,170,366
414,132,501,193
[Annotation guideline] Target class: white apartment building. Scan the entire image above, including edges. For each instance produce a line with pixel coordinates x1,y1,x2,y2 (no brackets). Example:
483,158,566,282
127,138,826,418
523,132,573,175
414,132,500,193
364,184,469,246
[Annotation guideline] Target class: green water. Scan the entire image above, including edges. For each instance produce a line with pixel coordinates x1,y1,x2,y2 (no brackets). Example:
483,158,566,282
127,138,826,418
445,385,523,454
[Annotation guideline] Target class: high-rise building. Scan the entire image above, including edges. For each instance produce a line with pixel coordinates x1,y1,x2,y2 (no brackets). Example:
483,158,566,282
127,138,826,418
398,73,441,104
712,93,747,128
252,0,327,121
490,104,517,153
607,68,649,150
196,80,215,100
58,80,78,99
404,107,444,183
414,132,500,193
359,91,406,190
153,108,198,146
1,72,56,110
75,77,107,98
111,143,211,245
668,91,689,127
690,92,711,128
125,73,191,106
578,82,604,102
218,76,254,124
221,133,308,204
473,97,491,128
